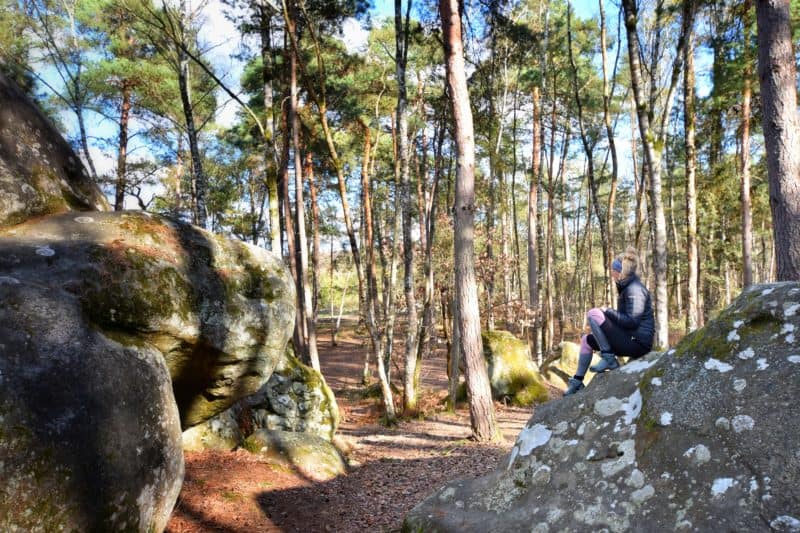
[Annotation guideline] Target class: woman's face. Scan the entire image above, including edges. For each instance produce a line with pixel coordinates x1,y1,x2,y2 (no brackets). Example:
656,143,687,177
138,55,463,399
611,269,621,282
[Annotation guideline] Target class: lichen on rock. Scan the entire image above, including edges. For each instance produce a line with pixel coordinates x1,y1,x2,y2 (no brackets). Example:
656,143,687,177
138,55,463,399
404,282,800,532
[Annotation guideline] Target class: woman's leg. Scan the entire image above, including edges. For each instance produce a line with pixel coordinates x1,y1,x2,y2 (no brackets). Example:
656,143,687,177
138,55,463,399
586,311,613,355
586,309,620,372
565,333,599,396
575,333,598,378
598,321,651,359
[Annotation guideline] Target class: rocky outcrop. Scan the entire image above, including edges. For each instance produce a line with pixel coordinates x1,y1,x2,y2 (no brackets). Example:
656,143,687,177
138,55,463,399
0,279,183,532
244,429,347,481
480,330,548,406
239,349,340,439
0,211,296,427
0,71,108,227
182,349,339,451
405,282,800,532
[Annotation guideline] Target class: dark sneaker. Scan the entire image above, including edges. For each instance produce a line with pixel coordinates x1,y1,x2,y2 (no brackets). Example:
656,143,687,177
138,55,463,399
590,352,620,373
563,378,585,396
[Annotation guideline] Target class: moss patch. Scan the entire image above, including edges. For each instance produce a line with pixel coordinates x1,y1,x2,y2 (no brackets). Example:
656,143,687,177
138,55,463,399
481,330,548,406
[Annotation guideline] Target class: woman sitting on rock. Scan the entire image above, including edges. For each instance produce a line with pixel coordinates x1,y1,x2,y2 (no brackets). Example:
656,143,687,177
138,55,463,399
564,247,655,396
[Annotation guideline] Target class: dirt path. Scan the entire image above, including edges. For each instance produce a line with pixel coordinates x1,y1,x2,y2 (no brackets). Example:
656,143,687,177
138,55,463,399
166,324,547,533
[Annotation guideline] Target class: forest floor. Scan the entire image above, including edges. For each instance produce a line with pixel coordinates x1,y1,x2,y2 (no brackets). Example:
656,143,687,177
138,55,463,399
166,320,562,533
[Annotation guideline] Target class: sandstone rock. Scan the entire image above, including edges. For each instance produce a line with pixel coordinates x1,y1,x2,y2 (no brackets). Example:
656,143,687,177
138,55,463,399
244,429,347,481
405,282,800,532
182,349,339,451
0,71,108,227
239,349,339,439
182,409,243,452
481,330,548,406
0,279,183,532
0,211,295,427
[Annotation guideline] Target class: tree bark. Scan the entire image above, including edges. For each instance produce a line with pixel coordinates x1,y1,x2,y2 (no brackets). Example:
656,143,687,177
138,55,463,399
528,86,541,363
756,0,800,280
114,83,131,211
178,0,206,228
599,0,619,261
741,0,755,287
360,120,396,422
622,0,670,348
395,0,419,414
259,8,281,253
306,151,321,317
568,2,611,304
683,0,699,332
440,0,498,442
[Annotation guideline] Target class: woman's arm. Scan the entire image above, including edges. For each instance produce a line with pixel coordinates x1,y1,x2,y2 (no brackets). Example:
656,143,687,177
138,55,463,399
604,284,647,329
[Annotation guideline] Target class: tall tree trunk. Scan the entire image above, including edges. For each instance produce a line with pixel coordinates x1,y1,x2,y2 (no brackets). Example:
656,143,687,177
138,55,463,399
529,86,542,363
306,151,321,316
114,83,131,211
440,0,498,442
396,0,419,414
568,2,611,304
361,121,396,422
282,0,365,323
178,0,206,228
259,8,281,253
741,0,754,287
278,51,301,356
683,0,699,333
417,116,445,369
622,0,670,348
756,0,800,280
599,0,619,261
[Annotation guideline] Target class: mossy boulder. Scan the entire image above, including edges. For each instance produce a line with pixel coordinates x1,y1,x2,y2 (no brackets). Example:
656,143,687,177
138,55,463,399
243,429,347,481
405,282,800,532
0,71,108,228
0,211,295,427
481,330,548,406
182,349,339,451
238,348,339,439
0,279,183,532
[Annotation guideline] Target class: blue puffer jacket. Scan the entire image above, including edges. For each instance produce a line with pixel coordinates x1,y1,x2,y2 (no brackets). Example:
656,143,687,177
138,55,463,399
604,274,655,349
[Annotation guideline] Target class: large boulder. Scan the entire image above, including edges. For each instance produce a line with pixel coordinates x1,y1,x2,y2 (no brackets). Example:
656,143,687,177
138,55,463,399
0,210,296,427
0,279,183,532
0,71,108,227
480,330,548,406
182,349,339,451
405,282,800,532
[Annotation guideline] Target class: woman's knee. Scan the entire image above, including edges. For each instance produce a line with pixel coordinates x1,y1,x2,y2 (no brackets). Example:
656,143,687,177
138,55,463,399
580,334,591,352
586,307,605,325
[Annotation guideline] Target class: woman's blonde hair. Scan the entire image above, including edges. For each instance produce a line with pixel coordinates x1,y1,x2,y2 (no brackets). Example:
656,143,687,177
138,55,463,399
617,246,640,280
